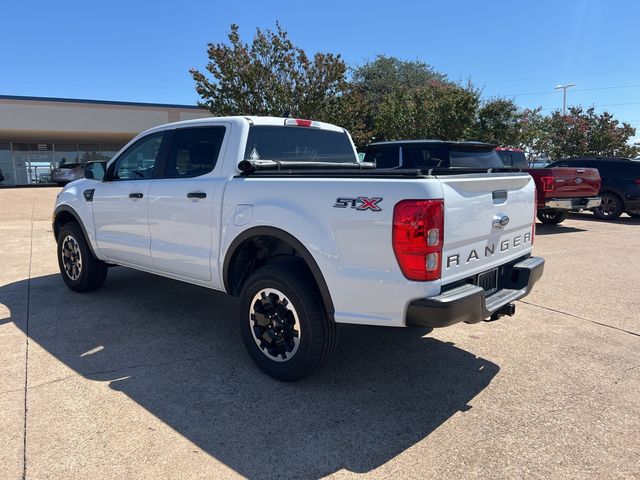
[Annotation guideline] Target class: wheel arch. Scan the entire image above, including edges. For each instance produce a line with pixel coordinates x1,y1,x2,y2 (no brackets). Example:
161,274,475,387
52,205,98,257
600,188,627,208
222,226,335,314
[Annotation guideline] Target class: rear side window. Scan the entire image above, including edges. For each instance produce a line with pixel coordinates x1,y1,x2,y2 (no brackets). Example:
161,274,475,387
244,126,357,163
363,146,400,168
497,151,528,169
449,148,505,168
402,145,449,168
164,126,225,178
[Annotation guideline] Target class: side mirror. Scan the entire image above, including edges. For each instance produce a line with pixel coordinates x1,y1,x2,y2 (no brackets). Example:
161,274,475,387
84,161,106,181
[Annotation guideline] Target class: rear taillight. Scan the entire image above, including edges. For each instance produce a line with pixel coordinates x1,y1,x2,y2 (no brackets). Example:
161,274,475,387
634,179,640,185
392,199,444,281
540,176,554,192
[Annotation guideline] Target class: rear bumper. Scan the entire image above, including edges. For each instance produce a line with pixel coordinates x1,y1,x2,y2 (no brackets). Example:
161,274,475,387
544,197,601,210
406,256,544,328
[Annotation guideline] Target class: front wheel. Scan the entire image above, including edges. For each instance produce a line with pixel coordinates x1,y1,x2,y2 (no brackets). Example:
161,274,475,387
239,263,336,381
57,222,108,292
537,211,570,224
593,193,624,220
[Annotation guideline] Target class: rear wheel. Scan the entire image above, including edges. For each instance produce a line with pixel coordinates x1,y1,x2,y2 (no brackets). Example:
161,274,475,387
57,222,107,292
537,211,569,224
239,263,336,381
593,193,623,220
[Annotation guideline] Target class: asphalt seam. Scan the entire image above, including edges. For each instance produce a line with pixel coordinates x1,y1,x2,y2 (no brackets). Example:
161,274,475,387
22,200,34,480
518,299,640,338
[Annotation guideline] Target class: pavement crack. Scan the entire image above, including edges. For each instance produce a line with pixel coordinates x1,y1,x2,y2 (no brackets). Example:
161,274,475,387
3,354,221,395
83,354,220,379
613,364,640,384
517,299,640,338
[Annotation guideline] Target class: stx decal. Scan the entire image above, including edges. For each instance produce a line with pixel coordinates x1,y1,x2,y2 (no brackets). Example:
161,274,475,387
334,197,383,211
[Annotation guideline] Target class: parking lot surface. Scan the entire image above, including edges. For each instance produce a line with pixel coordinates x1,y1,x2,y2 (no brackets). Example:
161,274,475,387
1,187,639,479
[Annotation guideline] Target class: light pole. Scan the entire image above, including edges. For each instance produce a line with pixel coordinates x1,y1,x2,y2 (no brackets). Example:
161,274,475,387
555,83,575,115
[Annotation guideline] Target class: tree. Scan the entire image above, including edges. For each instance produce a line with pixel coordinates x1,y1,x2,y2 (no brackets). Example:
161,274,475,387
533,106,638,159
470,98,526,147
190,23,348,119
374,81,480,141
352,55,448,109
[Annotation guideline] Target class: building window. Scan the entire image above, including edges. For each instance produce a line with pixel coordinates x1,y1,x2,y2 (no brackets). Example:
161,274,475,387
0,143,13,185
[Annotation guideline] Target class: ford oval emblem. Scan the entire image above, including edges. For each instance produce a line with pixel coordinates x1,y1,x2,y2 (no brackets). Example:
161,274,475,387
492,213,510,229
575,177,583,184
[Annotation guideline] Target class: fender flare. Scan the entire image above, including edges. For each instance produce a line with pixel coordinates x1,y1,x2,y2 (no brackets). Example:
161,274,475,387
222,226,335,314
52,204,99,257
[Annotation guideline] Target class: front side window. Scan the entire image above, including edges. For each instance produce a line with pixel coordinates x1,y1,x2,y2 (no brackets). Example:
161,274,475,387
244,126,357,163
164,126,225,178
112,132,164,180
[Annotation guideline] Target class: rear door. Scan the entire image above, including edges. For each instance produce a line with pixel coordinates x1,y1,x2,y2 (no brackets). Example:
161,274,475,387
438,172,535,285
147,124,229,281
92,131,166,267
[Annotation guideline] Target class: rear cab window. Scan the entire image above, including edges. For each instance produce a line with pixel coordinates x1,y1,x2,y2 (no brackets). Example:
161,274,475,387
244,126,357,163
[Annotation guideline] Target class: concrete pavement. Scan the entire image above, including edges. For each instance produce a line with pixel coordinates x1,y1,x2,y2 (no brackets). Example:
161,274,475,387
0,187,639,479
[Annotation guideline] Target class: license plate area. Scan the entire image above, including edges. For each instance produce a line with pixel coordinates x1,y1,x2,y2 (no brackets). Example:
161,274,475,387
477,268,498,295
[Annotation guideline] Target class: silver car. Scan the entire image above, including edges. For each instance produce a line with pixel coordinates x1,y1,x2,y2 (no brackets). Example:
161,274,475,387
51,162,84,186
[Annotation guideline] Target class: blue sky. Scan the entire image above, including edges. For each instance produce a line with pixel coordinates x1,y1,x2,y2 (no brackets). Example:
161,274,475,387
1,0,639,138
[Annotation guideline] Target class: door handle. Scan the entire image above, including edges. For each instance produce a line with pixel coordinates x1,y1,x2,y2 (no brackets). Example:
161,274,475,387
187,192,207,199
129,192,144,199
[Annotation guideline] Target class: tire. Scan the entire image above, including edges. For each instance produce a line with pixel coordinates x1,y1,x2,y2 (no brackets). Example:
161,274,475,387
57,222,108,292
537,211,570,224
56,182,66,187
592,192,624,220
239,262,336,381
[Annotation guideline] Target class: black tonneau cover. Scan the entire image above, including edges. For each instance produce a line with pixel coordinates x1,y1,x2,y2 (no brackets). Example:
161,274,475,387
237,159,522,178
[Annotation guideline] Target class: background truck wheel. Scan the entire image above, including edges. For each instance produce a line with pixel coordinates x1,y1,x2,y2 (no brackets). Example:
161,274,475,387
592,193,623,220
537,211,569,224
57,222,107,292
239,263,336,381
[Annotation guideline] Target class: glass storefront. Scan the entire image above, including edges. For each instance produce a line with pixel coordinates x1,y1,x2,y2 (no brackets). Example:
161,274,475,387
0,142,124,186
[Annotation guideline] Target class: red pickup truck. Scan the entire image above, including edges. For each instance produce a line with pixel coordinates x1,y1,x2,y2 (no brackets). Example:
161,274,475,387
496,148,601,224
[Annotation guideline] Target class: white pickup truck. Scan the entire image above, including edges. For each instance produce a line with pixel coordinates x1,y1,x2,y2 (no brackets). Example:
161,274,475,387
53,116,544,380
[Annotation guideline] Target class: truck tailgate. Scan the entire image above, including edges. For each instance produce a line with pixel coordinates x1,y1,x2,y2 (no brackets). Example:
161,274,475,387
530,167,601,198
438,172,535,285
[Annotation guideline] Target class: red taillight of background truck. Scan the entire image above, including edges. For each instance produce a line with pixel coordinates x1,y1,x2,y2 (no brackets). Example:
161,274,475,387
540,176,554,192
392,199,444,281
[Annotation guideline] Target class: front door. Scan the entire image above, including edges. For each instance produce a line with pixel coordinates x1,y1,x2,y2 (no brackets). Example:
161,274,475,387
92,132,166,267
148,125,228,281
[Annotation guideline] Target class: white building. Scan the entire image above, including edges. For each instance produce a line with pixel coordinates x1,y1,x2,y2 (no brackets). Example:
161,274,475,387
0,95,210,185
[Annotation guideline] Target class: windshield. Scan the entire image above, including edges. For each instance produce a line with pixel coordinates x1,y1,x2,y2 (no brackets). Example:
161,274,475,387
244,126,357,163
449,149,505,168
